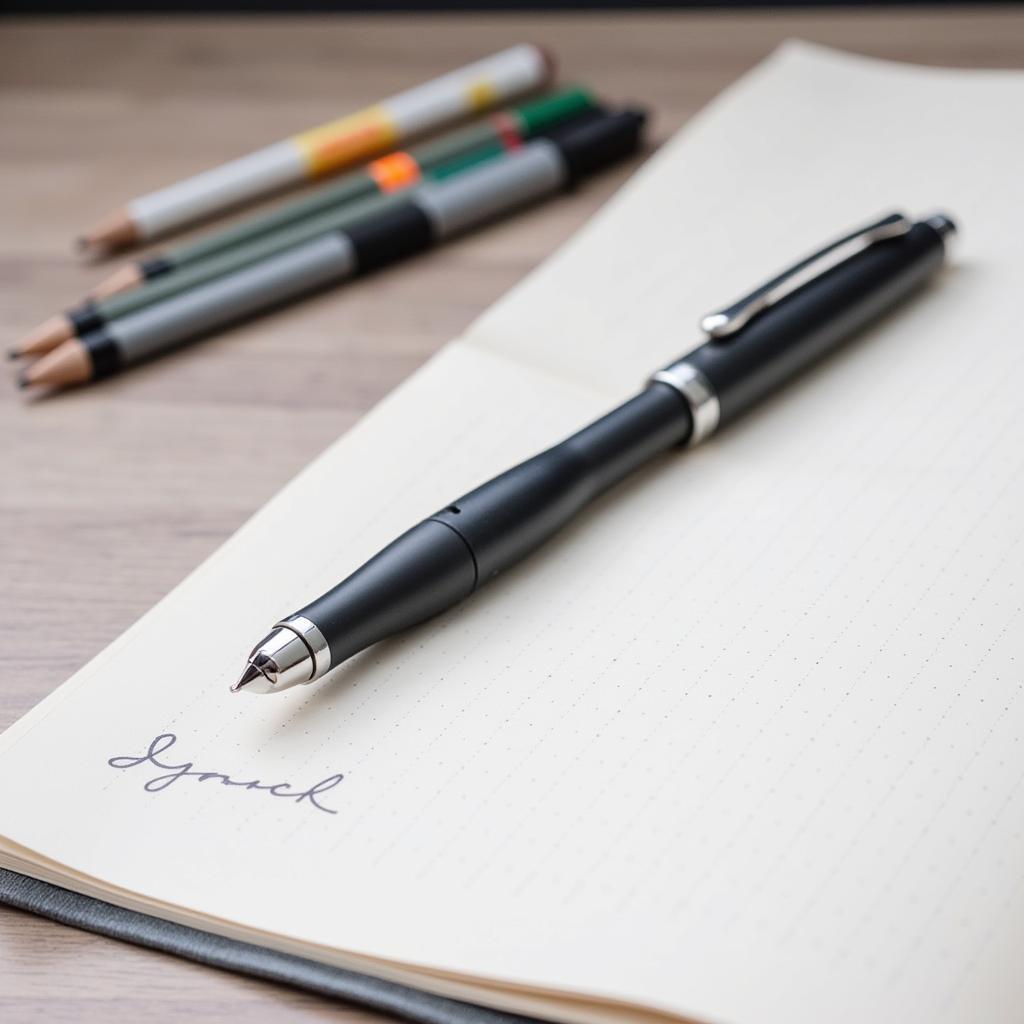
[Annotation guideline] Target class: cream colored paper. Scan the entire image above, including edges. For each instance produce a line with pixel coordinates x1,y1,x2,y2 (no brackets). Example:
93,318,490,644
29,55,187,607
3,42,1024,1024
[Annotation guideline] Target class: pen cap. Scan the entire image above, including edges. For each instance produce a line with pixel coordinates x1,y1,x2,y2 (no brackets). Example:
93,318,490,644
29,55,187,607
547,108,647,183
682,216,954,426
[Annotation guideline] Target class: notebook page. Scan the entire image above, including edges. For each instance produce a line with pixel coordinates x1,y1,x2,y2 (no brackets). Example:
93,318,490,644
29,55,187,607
1,42,1023,1024
0,342,652,1023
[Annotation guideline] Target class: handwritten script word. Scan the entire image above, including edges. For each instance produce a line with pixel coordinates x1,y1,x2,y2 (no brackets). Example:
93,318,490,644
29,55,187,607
107,733,344,815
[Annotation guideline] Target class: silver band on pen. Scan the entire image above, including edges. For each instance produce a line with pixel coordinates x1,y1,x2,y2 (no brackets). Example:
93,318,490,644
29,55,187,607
650,361,720,446
275,616,332,683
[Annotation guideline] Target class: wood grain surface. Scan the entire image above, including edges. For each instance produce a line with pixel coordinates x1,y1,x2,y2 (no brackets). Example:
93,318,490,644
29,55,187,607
2,10,1023,1022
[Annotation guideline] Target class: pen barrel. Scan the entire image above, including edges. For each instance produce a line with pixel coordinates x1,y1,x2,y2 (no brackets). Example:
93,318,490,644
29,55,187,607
297,520,479,666
430,383,692,582
682,220,950,426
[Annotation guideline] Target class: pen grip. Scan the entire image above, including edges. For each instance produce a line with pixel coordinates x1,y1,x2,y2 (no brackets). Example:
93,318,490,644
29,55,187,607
297,519,478,666
431,382,692,581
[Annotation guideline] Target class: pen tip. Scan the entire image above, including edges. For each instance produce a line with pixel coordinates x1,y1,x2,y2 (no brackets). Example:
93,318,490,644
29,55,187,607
231,662,266,694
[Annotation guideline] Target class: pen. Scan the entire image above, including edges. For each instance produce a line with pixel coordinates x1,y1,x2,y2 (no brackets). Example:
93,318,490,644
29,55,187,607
19,109,644,393
233,211,956,695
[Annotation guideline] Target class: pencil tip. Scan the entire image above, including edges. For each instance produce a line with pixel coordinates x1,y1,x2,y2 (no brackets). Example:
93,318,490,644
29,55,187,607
76,209,139,260
11,314,74,359
75,238,104,263
16,371,29,390
7,348,20,361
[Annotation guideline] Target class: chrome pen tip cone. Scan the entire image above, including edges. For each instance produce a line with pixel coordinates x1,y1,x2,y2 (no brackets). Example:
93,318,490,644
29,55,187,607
231,662,271,694
232,619,330,696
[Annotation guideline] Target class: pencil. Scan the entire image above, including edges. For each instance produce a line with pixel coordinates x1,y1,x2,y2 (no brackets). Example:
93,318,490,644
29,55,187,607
22,110,645,393
77,44,554,257
86,86,596,302
11,99,603,361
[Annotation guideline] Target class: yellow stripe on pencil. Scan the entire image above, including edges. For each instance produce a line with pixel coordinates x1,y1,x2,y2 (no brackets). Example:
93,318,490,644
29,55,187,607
79,43,554,257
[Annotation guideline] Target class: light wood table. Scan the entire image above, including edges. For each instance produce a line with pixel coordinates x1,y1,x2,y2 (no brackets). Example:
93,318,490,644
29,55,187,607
2,9,1022,1022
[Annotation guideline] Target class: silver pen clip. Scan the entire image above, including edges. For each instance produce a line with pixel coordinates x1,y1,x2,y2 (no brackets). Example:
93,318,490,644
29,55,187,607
699,212,914,341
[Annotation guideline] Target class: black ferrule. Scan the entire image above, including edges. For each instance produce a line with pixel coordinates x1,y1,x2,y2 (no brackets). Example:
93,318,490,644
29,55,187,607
68,299,104,337
547,108,647,184
139,256,175,280
345,202,435,274
82,327,122,379
685,220,949,426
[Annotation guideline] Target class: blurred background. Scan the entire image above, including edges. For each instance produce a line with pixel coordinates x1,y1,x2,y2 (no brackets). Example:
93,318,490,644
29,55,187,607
5,0,1019,10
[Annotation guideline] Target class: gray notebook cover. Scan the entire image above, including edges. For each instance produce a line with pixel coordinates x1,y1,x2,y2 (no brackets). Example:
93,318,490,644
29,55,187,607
0,868,551,1024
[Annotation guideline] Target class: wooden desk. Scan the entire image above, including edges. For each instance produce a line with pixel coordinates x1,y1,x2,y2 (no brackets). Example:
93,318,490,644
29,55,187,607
2,9,1022,1021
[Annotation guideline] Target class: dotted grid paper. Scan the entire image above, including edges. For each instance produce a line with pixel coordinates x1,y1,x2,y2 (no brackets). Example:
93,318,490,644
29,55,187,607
2,42,1024,1024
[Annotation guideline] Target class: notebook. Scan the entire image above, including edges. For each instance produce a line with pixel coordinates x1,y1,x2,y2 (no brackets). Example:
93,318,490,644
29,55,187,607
0,868,544,1024
2,42,1023,1024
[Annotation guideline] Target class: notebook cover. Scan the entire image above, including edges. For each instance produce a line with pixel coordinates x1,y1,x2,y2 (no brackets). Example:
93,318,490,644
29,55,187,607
0,868,550,1024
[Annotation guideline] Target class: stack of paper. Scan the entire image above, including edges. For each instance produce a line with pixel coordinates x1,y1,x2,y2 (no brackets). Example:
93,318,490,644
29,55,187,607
1,42,1023,1024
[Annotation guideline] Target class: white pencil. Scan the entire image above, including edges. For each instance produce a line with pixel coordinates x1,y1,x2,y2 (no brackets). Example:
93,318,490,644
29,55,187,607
78,43,554,257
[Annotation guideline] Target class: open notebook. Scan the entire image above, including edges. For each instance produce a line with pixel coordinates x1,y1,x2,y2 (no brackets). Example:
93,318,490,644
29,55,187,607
2,42,1024,1024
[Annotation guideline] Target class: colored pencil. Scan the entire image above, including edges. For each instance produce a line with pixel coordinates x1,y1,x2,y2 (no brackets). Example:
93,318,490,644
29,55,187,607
11,94,601,361
87,86,597,301
77,44,553,257
23,110,644,393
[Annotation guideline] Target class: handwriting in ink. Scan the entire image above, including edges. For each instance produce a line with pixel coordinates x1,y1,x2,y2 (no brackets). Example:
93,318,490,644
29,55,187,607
107,733,344,815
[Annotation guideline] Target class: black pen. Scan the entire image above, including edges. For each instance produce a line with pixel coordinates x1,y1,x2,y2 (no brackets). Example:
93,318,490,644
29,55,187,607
233,211,956,695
